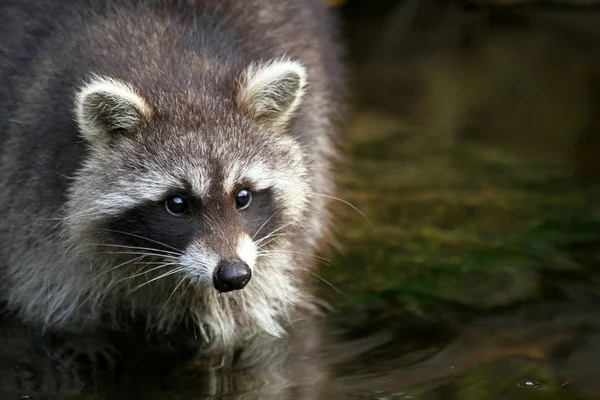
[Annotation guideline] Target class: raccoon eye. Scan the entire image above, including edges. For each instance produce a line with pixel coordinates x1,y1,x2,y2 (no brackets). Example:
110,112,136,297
165,195,189,217
234,188,252,210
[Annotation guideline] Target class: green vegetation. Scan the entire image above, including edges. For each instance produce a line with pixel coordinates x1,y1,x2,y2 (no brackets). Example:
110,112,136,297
321,112,600,334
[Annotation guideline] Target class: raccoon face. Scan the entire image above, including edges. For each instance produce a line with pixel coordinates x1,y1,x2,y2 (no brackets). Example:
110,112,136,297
68,59,309,296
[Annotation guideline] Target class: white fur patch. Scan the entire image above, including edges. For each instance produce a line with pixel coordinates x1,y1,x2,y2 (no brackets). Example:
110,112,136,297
74,75,153,142
223,161,272,194
179,242,220,285
74,163,211,219
237,58,307,126
237,234,257,268
223,158,309,222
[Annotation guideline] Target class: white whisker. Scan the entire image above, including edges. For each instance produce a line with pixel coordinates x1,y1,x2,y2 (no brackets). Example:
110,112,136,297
252,211,281,241
254,222,295,246
308,271,342,296
134,260,181,265
92,255,146,281
255,234,286,250
258,250,330,263
97,229,185,253
269,180,373,228
159,276,187,317
121,268,185,298
90,242,183,257
306,191,373,229
100,251,180,261
116,262,178,283
173,280,191,320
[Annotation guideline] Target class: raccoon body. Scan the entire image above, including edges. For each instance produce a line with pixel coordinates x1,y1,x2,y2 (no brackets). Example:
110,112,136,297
0,0,345,349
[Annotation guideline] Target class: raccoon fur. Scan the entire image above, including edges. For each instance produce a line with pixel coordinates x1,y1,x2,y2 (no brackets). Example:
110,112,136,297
0,0,345,350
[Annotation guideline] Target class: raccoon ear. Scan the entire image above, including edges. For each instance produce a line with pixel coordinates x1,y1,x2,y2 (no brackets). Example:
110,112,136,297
74,76,153,143
236,59,307,127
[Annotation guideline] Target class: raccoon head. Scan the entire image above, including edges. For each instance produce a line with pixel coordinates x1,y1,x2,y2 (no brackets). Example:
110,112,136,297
66,58,313,344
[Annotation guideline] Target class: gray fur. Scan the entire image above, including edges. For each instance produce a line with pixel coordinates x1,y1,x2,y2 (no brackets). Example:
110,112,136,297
0,0,346,351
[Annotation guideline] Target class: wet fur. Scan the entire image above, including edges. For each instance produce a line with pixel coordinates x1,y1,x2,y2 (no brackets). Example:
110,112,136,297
0,0,345,351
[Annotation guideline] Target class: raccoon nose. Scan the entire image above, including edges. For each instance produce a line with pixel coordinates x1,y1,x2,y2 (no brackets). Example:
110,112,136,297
213,259,252,293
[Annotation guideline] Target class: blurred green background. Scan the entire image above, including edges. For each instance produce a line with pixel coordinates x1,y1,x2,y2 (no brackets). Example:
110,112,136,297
316,1,600,397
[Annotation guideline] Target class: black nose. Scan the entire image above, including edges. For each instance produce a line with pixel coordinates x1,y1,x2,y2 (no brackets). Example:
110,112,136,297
213,259,252,293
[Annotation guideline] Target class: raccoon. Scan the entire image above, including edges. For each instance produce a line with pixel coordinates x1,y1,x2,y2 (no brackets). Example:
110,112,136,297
0,0,345,350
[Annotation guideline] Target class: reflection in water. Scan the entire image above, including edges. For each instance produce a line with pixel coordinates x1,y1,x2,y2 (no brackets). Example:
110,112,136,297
4,298,600,399
0,316,88,399
0,313,386,399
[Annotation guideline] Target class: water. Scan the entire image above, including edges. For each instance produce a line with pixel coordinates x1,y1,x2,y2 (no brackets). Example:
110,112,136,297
3,2,600,399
